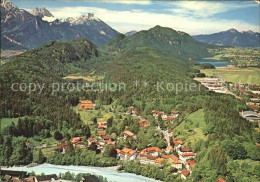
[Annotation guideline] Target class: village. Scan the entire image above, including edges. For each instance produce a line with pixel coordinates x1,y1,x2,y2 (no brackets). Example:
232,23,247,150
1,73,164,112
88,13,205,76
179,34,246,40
54,99,218,181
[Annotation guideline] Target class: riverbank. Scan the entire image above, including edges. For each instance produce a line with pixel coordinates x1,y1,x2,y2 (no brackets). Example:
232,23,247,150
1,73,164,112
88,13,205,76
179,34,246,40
2,164,161,182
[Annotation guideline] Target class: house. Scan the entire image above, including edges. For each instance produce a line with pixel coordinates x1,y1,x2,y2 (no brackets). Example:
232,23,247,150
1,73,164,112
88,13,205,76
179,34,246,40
98,131,106,137
72,137,85,148
154,158,164,166
138,154,158,164
98,124,106,130
79,100,96,110
178,147,192,155
181,168,190,179
165,145,173,154
58,143,68,154
186,160,196,171
171,110,179,118
123,130,135,139
79,100,93,104
119,148,138,161
25,142,33,148
87,137,97,146
161,113,168,120
141,147,162,156
180,153,196,162
101,135,112,141
173,160,182,169
34,174,58,182
167,116,174,122
217,178,226,182
138,119,150,127
173,138,183,151
161,154,179,161
82,175,101,182
98,122,107,126
151,110,160,117
104,139,114,145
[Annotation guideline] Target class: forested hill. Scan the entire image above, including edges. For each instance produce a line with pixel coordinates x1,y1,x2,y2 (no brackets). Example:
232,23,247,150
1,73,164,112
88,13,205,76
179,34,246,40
103,25,215,60
0,38,98,127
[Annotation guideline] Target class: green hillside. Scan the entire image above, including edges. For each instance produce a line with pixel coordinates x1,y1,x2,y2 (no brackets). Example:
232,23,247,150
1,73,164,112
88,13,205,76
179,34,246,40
104,25,215,60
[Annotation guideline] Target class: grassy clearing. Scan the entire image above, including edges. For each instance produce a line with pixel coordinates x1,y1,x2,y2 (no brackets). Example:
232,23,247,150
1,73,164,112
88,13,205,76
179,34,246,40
1,118,18,130
73,105,115,124
174,109,207,148
201,67,260,84
63,72,104,82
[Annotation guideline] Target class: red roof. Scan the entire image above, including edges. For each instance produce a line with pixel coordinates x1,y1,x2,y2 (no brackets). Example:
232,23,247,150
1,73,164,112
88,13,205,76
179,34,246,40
167,117,174,121
154,158,164,164
171,155,179,161
182,153,196,157
138,120,150,127
174,160,182,164
102,135,112,140
180,147,192,152
172,110,179,114
217,178,226,182
182,168,190,177
123,130,135,137
25,142,31,147
121,148,137,156
79,100,93,104
72,137,83,143
139,154,157,160
98,125,105,129
98,131,106,136
79,103,95,110
166,145,173,150
173,138,183,146
141,147,162,154
186,160,196,168
168,129,174,133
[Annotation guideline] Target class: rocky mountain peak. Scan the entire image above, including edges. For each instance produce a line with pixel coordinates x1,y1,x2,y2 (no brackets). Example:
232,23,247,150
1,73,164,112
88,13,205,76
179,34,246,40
1,0,17,11
227,28,239,33
61,13,100,25
31,7,54,18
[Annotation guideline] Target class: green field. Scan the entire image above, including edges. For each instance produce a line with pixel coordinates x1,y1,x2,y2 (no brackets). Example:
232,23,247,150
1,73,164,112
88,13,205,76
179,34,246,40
201,67,260,85
73,105,115,124
174,109,207,148
1,118,18,130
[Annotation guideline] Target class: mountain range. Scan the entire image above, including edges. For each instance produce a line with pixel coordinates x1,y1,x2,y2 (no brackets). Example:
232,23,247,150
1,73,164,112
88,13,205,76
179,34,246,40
193,28,260,48
1,0,118,50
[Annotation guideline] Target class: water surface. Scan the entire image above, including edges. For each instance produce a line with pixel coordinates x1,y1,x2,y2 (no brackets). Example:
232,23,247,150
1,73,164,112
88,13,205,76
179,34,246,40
3,164,161,182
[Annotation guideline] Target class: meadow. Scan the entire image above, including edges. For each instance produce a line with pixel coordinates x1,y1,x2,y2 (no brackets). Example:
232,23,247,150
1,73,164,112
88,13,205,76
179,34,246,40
1,118,18,130
174,109,208,148
201,66,260,85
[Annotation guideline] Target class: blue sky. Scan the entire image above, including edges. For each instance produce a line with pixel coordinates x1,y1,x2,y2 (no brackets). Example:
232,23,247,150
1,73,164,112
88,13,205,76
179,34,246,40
12,0,260,35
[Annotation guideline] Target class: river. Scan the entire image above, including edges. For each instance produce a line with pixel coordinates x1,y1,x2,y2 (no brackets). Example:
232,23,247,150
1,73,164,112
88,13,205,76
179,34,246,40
2,164,161,182
197,61,232,67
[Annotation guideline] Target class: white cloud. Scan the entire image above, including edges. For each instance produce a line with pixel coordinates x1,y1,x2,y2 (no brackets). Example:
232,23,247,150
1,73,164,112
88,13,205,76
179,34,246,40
166,1,257,17
48,5,259,35
104,0,151,5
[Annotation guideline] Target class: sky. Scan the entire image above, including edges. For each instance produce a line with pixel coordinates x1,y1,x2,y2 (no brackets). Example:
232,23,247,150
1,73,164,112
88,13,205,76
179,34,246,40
11,0,260,35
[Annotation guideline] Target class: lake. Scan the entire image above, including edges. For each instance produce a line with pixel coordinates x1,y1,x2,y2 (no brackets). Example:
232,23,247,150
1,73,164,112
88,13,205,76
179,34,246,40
2,164,161,182
197,61,232,67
